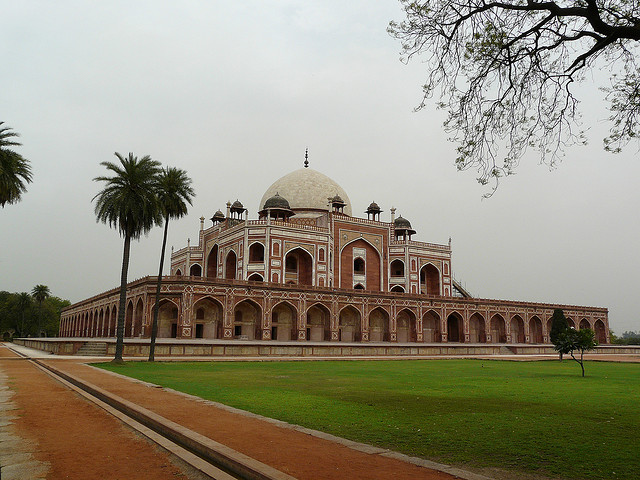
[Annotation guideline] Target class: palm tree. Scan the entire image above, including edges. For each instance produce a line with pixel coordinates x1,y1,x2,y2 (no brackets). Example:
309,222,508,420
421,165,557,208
93,152,162,363
15,292,33,337
31,284,51,337
0,122,33,207
149,167,195,361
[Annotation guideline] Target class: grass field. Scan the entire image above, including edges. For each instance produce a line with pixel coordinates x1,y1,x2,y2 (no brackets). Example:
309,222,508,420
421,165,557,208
98,359,640,480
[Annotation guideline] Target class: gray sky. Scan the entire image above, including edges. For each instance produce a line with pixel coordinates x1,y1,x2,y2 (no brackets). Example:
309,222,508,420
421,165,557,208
2,1,638,334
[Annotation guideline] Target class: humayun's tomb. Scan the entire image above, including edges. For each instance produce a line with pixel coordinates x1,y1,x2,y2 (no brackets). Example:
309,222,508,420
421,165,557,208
57,159,609,350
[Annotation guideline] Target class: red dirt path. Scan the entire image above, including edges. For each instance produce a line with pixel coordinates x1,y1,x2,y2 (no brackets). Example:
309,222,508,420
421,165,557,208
1,345,459,480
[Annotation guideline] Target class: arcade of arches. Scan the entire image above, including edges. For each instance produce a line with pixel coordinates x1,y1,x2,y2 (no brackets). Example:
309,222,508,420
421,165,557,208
59,277,609,344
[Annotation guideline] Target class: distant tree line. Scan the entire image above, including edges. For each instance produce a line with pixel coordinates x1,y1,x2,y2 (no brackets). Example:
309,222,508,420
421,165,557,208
0,286,70,340
609,331,640,345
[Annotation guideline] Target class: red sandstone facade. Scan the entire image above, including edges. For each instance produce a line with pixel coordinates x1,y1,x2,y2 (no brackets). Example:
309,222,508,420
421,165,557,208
59,165,609,344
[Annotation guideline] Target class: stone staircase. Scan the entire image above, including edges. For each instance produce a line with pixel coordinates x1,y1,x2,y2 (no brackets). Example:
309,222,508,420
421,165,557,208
75,342,108,356
499,345,516,355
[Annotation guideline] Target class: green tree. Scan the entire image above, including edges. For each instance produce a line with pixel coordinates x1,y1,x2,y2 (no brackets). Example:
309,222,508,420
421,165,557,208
14,292,33,337
549,308,569,360
389,1,640,193
31,284,51,337
149,167,195,362
93,152,162,363
0,122,33,207
554,328,598,377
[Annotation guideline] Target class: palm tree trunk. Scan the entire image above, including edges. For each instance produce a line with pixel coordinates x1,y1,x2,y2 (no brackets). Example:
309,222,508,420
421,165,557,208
149,218,169,362
114,235,131,363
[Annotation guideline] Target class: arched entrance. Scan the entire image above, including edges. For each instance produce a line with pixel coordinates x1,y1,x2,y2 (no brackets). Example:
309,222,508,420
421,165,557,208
446,312,464,342
206,245,218,278
339,306,361,342
190,264,202,277
233,300,262,340
390,259,405,277
397,309,417,342
133,299,144,337
368,307,390,342
469,313,486,343
594,320,606,343
423,310,440,342
271,302,297,341
192,297,223,339
529,316,543,343
284,248,313,285
490,314,506,343
156,300,179,338
249,242,265,263
225,250,237,279
511,315,525,343
579,318,591,330
306,303,331,341
125,301,134,337
420,264,440,295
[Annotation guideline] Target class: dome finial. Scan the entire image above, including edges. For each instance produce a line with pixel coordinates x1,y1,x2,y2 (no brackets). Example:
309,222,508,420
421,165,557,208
304,147,309,168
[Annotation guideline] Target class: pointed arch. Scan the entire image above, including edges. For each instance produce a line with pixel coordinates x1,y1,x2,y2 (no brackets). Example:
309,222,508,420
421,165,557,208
529,316,543,343
156,299,180,338
133,298,144,337
339,305,361,342
420,263,441,295
390,259,405,277
490,314,507,343
422,309,441,342
125,300,134,337
510,315,525,343
306,303,331,341
248,273,264,282
390,285,405,293
339,238,382,291
594,320,607,344
175,268,183,276
579,318,591,330
192,296,224,339
233,299,262,340
271,301,298,341
368,307,390,342
284,247,313,286
206,244,219,278
396,308,417,342
446,311,464,342
189,263,202,277
469,312,486,343
225,249,237,279
249,242,265,263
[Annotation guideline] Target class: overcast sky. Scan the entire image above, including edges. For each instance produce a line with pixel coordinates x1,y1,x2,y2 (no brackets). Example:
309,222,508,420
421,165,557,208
2,1,638,333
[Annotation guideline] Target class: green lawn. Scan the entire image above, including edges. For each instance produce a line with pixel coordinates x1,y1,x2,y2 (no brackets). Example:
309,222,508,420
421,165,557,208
98,359,640,480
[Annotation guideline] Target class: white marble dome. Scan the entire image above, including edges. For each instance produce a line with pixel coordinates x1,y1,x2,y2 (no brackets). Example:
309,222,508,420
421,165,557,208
260,167,352,216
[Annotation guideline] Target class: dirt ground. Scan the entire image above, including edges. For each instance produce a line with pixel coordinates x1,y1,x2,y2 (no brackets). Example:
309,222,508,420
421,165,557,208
0,345,459,480
0,346,192,480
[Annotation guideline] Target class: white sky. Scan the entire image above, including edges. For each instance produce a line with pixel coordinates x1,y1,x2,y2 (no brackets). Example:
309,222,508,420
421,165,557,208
2,1,638,334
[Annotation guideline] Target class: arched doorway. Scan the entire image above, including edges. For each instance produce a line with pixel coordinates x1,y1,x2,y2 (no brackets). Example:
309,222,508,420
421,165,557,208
190,264,202,277
225,250,237,279
249,243,265,263
511,315,525,343
368,307,390,342
594,320,606,344
156,300,179,338
446,312,464,342
397,309,417,342
192,297,223,339
233,300,262,340
307,303,331,341
133,299,144,337
579,318,591,330
390,285,405,293
566,317,576,329
125,301,134,337
271,302,298,341
248,273,264,282
490,314,507,343
339,306,361,342
390,259,405,277
420,264,440,295
529,316,543,343
284,248,313,285
206,245,218,278
469,313,486,343
423,310,440,342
